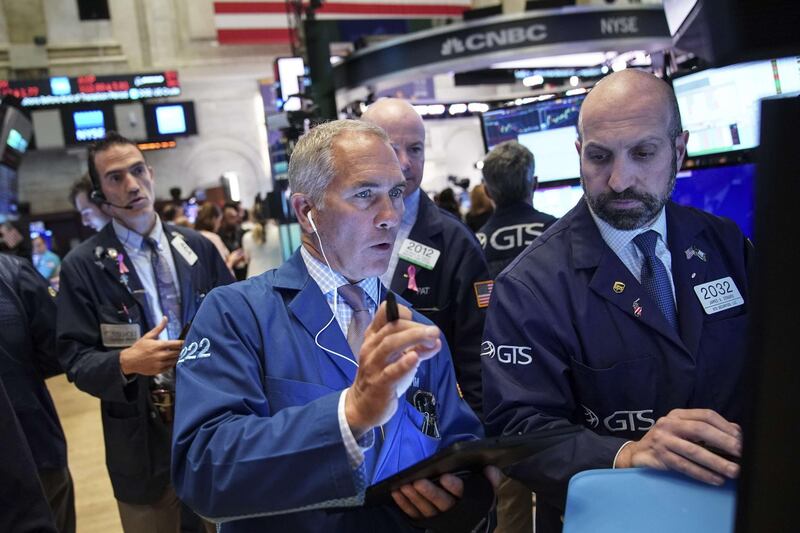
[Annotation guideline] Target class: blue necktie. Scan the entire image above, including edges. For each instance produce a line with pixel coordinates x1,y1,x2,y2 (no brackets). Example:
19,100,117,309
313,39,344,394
337,283,383,481
633,230,678,330
337,284,371,359
144,236,182,388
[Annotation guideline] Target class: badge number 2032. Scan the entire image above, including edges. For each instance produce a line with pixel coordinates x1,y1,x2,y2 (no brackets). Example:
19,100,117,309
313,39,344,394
693,276,744,315
177,337,211,364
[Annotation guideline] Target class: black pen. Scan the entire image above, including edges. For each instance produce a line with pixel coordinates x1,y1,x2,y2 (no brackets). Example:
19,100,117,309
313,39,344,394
386,291,399,322
179,321,193,340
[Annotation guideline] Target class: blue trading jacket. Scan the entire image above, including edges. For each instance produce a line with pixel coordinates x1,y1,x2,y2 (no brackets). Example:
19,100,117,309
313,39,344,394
172,249,483,532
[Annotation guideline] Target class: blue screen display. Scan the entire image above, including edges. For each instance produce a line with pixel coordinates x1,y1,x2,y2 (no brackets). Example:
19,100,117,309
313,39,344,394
155,105,187,135
73,110,106,141
672,163,755,237
481,95,585,183
6,128,28,153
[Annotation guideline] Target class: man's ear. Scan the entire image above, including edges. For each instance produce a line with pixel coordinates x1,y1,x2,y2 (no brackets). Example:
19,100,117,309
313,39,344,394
290,193,315,234
575,139,582,156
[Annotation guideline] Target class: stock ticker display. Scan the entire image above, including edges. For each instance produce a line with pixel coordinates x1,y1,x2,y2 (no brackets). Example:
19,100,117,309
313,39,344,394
481,95,584,183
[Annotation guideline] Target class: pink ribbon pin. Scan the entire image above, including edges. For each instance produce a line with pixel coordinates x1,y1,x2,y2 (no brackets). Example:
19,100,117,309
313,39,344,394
117,254,129,274
407,265,419,293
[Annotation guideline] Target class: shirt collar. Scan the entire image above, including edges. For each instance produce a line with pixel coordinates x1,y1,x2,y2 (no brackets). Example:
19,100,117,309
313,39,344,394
403,188,421,227
112,215,163,251
300,246,380,309
589,204,668,257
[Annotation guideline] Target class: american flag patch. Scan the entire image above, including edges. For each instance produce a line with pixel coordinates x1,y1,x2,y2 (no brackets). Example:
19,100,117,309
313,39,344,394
473,280,494,308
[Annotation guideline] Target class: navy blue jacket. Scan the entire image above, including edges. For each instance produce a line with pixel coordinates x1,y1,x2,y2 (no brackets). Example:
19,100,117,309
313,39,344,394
0,377,58,533
0,254,66,470
56,222,234,504
482,200,751,532
476,201,557,279
172,249,484,532
390,193,490,416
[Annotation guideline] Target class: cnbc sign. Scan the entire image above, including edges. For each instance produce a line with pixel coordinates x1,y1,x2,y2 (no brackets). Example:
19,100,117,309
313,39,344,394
440,24,548,56
333,6,671,90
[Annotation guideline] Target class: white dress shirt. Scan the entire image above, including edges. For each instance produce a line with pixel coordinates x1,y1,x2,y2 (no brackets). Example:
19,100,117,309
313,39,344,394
300,246,380,472
112,216,181,340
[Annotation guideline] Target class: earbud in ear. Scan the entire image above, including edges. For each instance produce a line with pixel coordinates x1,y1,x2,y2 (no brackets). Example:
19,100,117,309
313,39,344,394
308,211,318,233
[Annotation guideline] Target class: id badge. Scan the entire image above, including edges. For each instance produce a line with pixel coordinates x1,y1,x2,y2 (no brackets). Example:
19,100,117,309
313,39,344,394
398,238,440,270
171,236,198,266
101,323,141,347
693,276,744,315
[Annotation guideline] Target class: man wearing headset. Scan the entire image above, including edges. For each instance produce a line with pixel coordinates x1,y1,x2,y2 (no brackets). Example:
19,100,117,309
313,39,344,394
172,120,499,532
56,132,234,532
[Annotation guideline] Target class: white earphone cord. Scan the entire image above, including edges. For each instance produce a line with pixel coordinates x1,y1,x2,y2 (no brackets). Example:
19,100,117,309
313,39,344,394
309,213,382,369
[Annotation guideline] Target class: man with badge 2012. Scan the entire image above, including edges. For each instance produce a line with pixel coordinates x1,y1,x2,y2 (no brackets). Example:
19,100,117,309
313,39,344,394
56,132,234,533
362,98,491,417
482,70,750,533
172,120,500,532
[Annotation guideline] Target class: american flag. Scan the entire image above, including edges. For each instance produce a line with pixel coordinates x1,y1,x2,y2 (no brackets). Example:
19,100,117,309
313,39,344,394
473,280,494,309
213,0,471,45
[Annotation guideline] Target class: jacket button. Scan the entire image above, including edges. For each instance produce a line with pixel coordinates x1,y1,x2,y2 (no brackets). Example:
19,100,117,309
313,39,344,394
150,411,157,419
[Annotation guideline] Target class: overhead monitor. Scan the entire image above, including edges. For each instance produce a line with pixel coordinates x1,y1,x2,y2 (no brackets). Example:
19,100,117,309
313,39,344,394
143,101,197,139
481,95,584,183
275,57,307,112
59,105,116,145
73,109,106,142
672,163,755,237
672,55,800,157
533,180,583,218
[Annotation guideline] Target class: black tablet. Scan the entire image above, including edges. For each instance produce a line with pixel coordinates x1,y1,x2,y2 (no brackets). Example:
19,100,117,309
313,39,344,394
364,426,580,505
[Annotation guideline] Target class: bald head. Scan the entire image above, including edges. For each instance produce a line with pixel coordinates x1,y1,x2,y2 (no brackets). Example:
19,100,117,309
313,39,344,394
576,69,689,230
578,70,682,142
362,98,426,196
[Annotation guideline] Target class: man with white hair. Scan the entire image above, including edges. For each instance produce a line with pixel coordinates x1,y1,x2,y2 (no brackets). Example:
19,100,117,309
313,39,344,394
172,120,499,532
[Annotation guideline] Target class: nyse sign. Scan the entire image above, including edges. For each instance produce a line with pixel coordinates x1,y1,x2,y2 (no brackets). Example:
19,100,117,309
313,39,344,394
600,16,639,34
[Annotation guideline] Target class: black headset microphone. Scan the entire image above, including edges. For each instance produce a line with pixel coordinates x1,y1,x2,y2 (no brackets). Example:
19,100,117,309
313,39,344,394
90,189,135,210
89,171,136,210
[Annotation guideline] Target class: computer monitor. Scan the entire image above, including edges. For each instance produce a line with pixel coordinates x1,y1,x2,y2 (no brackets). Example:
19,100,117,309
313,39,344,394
60,105,116,145
481,96,584,184
143,101,197,139
672,55,800,157
671,163,755,237
533,180,583,218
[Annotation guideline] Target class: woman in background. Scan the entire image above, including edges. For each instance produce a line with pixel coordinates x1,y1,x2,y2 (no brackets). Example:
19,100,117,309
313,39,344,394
435,187,462,219
194,203,243,275
242,206,282,278
465,183,494,233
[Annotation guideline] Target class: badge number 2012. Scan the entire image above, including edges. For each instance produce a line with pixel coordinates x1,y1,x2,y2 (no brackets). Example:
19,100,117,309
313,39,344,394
398,238,440,270
178,337,211,364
